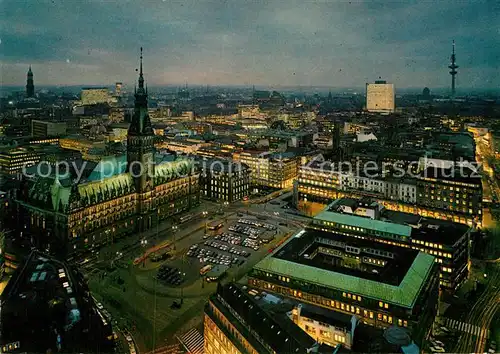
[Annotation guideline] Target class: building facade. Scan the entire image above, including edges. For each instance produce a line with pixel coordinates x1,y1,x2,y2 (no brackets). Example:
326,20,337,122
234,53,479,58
238,151,298,190
200,159,249,202
297,159,482,227
81,88,111,105
31,120,67,138
13,52,200,256
366,81,395,113
204,283,332,354
310,198,470,290
248,228,439,348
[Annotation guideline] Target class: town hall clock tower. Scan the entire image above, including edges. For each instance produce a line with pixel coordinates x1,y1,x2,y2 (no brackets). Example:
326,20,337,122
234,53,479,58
127,48,156,231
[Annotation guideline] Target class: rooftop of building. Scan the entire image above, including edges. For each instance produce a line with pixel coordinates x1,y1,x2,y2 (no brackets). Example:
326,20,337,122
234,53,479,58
210,283,335,354
298,303,353,330
321,198,470,245
1,250,113,353
419,165,481,184
253,228,435,308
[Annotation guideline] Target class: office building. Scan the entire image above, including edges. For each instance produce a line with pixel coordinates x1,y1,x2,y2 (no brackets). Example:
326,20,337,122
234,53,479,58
0,146,44,177
81,88,111,105
416,165,482,226
200,159,250,202
297,157,481,227
366,80,395,113
115,82,123,95
13,50,200,256
238,151,299,190
31,120,67,138
248,227,439,347
0,250,114,353
204,283,335,354
310,198,470,289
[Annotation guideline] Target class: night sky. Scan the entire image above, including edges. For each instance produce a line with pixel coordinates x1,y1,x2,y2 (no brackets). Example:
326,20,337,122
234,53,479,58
1,0,498,89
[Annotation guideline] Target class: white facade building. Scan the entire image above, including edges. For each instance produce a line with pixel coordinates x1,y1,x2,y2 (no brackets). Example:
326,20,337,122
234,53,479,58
366,81,395,113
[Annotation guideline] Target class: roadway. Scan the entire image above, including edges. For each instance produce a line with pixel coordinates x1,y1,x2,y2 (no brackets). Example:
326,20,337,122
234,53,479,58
453,263,500,353
80,194,307,353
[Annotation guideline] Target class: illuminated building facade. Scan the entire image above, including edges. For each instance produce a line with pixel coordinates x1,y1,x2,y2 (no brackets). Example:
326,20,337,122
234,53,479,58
238,151,298,189
31,120,67,138
248,228,439,348
366,81,395,113
416,166,482,226
200,159,249,202
81,88,111,105
288,304,355,349
204,283,333,354
13,50,200,256
297,160,482,227
0,146,45,177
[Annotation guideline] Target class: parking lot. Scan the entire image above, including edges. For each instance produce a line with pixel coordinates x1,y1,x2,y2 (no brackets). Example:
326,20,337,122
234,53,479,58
184,218,279,276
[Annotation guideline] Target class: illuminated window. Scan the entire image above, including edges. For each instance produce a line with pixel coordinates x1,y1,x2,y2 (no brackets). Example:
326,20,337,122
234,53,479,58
384,303,389,309
379,301,383,308
403,320,408,327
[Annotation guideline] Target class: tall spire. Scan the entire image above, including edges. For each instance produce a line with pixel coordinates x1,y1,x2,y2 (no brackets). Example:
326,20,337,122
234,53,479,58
129,47,152,136
449,40,458,97
26,65,34,98
138,47,144,90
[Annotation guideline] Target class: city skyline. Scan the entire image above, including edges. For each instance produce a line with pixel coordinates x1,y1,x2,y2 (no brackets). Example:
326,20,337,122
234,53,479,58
1,0,498,89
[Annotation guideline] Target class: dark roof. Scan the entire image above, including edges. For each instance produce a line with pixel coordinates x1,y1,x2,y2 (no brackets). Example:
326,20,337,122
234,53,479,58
299,304,353,329
213,283,333,353
1,251,113,353
414,218,470,245
419,166,481,184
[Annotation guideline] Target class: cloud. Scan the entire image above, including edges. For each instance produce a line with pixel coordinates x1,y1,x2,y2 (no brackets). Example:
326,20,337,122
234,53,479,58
0,0,498,89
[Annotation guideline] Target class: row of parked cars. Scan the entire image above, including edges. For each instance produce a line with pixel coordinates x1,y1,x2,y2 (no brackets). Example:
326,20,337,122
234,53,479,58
242,238,260,250
230,224,260,238
204,240,250,258
156,265,184,286
215,233,242,245
237,219,277,231
187,244,247,266
215,232,260,249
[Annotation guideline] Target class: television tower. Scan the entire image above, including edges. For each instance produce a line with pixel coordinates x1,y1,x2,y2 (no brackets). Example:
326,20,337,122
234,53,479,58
448,40,458,97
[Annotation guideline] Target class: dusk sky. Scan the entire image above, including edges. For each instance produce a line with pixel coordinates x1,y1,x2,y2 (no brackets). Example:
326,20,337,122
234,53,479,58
1,0,498,89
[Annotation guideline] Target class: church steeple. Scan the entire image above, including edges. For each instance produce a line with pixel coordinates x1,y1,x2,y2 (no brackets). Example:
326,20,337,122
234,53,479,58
26,65,34,98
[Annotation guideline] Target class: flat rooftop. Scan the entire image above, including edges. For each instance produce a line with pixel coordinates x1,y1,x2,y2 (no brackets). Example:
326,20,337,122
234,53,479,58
253,229,435,308
321,198,470,246
211,283,334,353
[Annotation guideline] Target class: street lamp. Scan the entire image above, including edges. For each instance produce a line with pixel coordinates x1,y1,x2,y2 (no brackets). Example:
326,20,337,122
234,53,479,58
202,211,208,234
172,225,178,250
179,271,186,304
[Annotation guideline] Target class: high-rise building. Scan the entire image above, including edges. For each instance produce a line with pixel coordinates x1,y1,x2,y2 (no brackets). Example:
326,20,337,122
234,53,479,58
366,80,395,113
115,82,123,96
31,120,67,138
26,66,34,98
199,159,250,202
